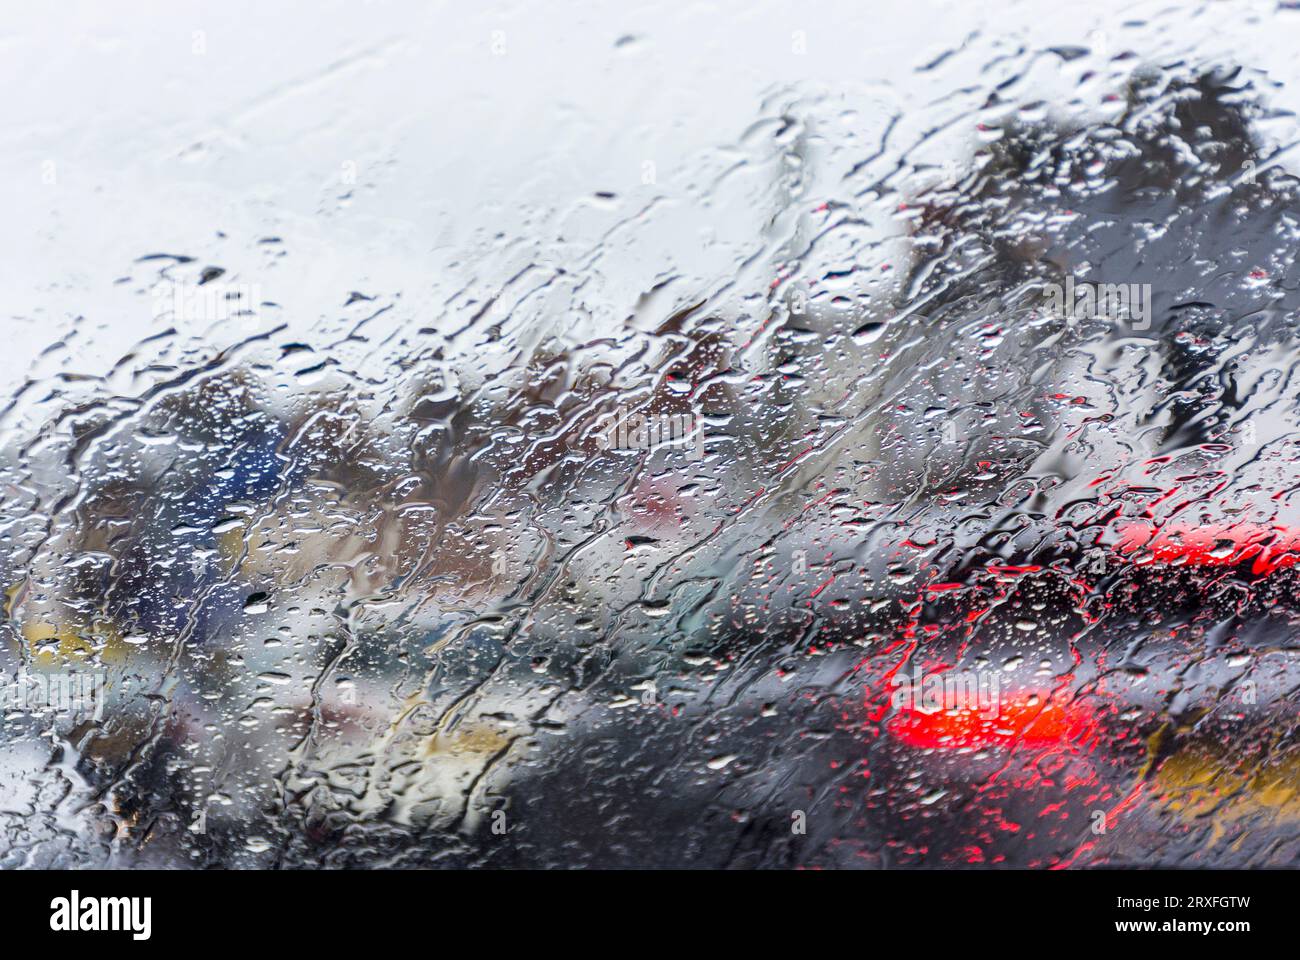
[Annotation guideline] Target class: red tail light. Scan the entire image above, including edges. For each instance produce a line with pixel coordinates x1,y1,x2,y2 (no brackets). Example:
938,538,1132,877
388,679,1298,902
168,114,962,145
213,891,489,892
1113,520,1300,575
889,694,1095,750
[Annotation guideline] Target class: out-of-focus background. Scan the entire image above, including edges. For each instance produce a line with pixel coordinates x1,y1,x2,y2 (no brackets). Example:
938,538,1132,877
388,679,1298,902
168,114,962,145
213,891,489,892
2,0,1299,868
